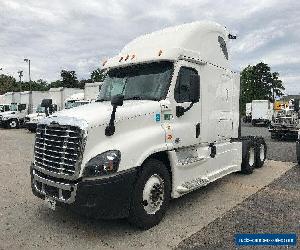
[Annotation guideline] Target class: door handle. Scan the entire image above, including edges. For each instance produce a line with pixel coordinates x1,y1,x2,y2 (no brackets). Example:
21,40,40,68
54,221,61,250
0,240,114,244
196,123,200,138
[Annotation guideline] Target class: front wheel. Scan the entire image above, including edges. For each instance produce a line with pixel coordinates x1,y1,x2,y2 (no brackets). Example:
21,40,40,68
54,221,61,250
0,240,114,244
8,119,19,129
128,158,171,229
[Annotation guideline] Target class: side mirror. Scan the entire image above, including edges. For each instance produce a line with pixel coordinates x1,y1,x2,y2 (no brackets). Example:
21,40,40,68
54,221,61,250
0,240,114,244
111,94,124,106
41,99,52,108
18,104,27,111
190,74,200,103
105,95,124,136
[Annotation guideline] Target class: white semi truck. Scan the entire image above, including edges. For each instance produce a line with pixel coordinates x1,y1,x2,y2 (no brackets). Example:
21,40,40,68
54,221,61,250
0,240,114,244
49,88,84,111
251,100,273,126
30,21,266,229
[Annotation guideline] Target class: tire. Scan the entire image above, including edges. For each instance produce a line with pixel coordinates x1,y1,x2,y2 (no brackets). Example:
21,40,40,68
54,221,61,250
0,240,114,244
128,158,171,229
8,119,19,129
251,120,256,126
241,140,255,174
255,138,267,168
242,117,246,123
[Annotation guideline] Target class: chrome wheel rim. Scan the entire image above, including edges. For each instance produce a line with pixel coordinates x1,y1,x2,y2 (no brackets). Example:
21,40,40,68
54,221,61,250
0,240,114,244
260,144,265,161
249,147,255,166
142,174,164,215
10,121,16,128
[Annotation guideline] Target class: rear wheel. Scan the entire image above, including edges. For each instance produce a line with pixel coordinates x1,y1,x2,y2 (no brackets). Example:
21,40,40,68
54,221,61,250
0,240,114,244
255,138,267,168
8,119,19,129
128,158,171,229
241,140,255,174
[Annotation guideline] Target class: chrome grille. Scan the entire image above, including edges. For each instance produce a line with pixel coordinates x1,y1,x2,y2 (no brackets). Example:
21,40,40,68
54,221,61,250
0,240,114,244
34,124,85,176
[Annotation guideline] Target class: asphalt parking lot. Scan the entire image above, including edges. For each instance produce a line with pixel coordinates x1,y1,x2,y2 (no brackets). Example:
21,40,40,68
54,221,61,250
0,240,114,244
0,125,298,249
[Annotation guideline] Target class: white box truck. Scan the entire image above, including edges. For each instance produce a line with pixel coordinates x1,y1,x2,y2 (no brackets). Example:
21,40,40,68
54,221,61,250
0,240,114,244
30,21,266,229
251,100,273,126
0,103,27,128
243,102,252,123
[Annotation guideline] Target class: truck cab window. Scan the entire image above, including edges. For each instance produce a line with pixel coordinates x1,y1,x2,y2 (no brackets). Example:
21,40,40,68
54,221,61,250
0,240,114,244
218,36,228,60
97,61,174,102
174,67,199,103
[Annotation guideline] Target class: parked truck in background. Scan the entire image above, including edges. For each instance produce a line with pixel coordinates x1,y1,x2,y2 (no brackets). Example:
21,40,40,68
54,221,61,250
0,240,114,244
24,100,58,133
49,88,84,111
269,99,300,140
30,21,267,229
64,93,85,109
0,103,27,128
251,100,273,126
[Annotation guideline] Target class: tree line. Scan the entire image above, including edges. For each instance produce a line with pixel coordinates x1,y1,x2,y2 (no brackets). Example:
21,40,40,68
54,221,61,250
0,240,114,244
240,62,285,114
0,68,106,95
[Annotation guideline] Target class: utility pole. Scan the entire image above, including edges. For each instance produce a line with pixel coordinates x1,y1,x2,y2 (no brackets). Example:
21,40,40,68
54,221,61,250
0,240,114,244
18,70,23,92
24,58,31,91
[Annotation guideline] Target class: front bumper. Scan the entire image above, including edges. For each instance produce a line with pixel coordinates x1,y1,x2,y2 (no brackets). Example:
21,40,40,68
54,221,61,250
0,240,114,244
31,165,138,219
25,122,37,131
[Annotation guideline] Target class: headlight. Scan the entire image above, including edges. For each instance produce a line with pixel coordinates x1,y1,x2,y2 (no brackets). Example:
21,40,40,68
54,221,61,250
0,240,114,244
83,150,121,177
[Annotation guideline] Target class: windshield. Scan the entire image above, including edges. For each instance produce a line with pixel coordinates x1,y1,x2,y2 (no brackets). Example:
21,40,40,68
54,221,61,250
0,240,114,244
36,105,45,113
65,100,76,109
73,101,89,108
97,61,173,102
10,103,18,111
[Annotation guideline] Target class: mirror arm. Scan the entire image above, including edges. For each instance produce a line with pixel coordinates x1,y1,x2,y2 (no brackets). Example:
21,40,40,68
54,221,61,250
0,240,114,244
105,105,117,136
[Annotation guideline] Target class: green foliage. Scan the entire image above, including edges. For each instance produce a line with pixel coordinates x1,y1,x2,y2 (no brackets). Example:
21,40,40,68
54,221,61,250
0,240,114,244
0,74,18,94
91,68,106,82
240,62,285,114
60,70,79,88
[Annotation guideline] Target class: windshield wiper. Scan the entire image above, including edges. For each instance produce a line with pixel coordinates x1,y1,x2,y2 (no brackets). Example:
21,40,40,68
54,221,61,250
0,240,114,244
124,96,160,101
96,98,109,102
124,96,143,100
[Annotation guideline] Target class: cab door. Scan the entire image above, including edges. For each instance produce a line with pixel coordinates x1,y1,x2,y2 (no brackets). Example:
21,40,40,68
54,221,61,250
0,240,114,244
164,61,202,148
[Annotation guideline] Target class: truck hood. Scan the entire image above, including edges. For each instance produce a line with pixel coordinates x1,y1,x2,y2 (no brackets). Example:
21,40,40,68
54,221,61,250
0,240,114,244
26,113,45,118
0,111,17,116
40,100,161,130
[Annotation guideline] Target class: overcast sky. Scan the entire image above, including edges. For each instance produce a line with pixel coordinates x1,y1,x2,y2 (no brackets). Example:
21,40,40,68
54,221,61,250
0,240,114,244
0,0,299,94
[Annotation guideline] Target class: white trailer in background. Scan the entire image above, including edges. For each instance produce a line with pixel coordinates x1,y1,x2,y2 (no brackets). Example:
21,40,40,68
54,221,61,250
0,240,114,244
251,100,273,126
4,92,13,104
84,82,102,101
12,92,21,104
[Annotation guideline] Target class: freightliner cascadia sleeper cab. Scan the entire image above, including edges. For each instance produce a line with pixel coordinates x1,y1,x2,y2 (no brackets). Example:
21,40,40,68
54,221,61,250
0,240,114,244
30,21,267,229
